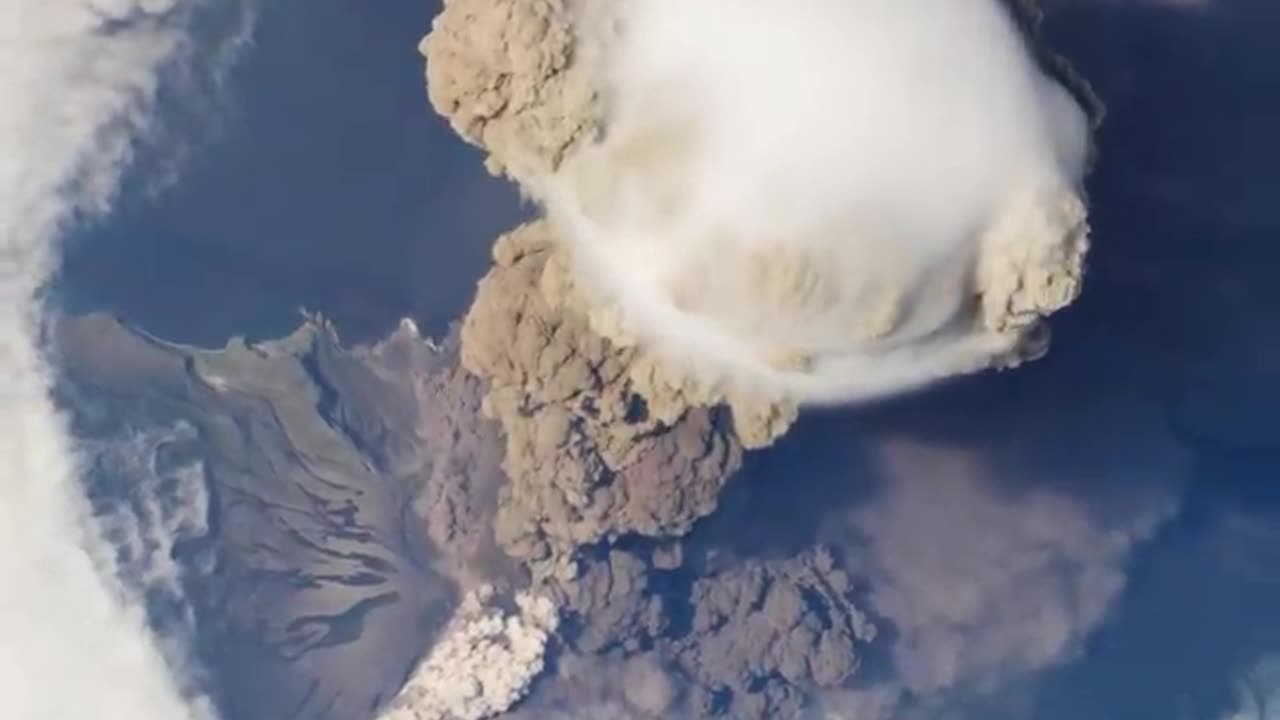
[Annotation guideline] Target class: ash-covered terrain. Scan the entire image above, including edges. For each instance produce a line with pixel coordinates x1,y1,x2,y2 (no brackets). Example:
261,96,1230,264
56,314,485,718
53,309,882,720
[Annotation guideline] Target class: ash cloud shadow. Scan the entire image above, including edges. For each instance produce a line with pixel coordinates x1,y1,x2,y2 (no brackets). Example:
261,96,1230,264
56,0,526,348
688,406,882,559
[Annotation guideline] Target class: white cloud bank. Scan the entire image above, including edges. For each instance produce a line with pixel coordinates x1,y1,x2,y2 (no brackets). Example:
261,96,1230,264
0,1,227,717
544,0,1091,405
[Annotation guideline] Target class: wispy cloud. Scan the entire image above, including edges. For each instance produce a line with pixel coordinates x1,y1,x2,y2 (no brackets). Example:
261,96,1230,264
0,1,246,717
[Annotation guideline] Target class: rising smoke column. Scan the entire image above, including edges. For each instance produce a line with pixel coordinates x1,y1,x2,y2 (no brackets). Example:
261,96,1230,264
416,2,1102,717
0,1,229,717
543,0,1092,405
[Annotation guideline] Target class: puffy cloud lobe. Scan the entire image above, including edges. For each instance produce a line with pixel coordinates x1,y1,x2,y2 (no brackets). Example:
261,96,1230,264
419,0,601,182
458,221,763,574
381,586,560,720
666,546,878,717
526,544,878,719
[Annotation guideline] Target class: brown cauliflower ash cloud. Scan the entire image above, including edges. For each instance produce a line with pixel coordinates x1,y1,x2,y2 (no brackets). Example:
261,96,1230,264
507,544,879,719
422,0,1095,570
424,0,802,575
460,220,802,576
420,0,600,182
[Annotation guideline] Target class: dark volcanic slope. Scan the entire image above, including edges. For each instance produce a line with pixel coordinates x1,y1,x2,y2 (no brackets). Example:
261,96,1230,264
55,312,508,720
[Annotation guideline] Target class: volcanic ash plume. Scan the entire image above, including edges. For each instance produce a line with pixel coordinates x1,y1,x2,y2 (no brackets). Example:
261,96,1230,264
422,0,1094,573
541,0,1092,405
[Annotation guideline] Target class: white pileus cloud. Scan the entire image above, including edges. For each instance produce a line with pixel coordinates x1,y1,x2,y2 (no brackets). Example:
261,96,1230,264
544,0,1091,405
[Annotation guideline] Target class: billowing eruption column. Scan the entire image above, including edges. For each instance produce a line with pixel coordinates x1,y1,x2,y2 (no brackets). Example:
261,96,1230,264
422,0,1092,566
429,0,1091,410
411,0,1100,717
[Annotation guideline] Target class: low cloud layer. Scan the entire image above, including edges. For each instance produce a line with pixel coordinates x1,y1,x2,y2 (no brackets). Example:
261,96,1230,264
542,0,1091,405
1,1,243,717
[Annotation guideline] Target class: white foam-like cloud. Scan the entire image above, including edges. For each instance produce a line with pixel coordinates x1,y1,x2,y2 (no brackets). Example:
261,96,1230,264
543,0,1090,405
381,586,559,720
0,1,231,717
